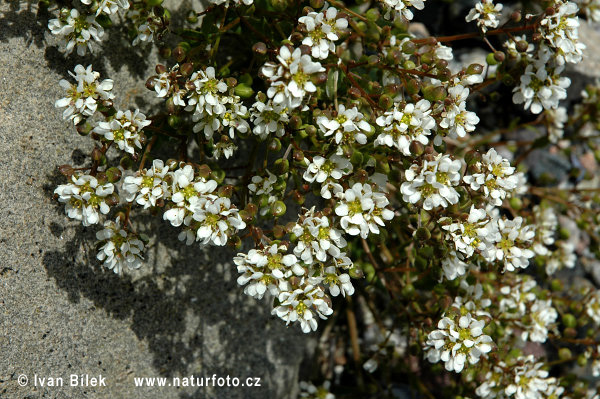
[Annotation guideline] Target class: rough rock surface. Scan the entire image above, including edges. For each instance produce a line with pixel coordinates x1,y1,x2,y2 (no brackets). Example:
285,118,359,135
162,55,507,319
0,2,309,398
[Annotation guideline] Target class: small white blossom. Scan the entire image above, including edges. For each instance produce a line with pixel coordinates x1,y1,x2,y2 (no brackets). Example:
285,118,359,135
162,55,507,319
123,159,171,208
93,109,151,155
465,0,503,33
96,218,144,274
401,154,462,210
317,105,371,145
424,313,493,373
250,99,289,140
334,182,394,238
303,155,352,184
54,174,114,226
463,148,518,206
298,7,348,59
55,64,114,125
375,99,435,154
48,8,104,56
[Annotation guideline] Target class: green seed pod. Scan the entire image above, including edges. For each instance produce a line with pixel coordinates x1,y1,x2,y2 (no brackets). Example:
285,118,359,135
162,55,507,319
466,63,484,75
405,77,421,95
234,83,254,99
210,169,226,184
493,51,505,63
402,40,416,55
186,10,198,24
365,8,380,21
577,354,588,367
415,227,431,241
120,155,134,170
268,137,282,152
305,125,317,136
350,150,363,167
273,159,289,174
562,314,577,329
509,197,522,210
271,200,287,216
422,84,446,102
558,348,572,361
378,94,393,109
106,167,122,183
167,114,181,128
486,52,498,65
172,45,187,62
550,278,563,291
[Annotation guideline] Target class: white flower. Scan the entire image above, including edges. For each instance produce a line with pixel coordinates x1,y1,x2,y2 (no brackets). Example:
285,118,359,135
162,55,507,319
335,182,394,238
88,0,130,16
505,356,552,399
441,252,470,280
55,64,114,125
273,280,333,333
424,313,493,373
545,106,568,143
463,148,518,206
262,46,325,109
519,299,557,343
512,57,570,114
538,1,585,65
191,196,246,246
299,381,335,399
380,0,426,20
96,218,144,274
54,174,114,226
163,165,218,227
401,154,462,210
186,67,229,116
130,9,162,45
48,8,104,56
317,105,371,145
213,141,238,159
250,99,289,140
235,244,301,300
291,207,347,265
486,216,535,271
442,205,493,258
375,99,435,154
303,155,352,183
93,109,151,155
465,0,503,33
587,290,600,324
123,159,171,208
298,7,348,59
439,86,480,141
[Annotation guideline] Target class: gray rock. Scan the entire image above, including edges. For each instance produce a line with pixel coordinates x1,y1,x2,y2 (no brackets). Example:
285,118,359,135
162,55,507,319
0,2,309,398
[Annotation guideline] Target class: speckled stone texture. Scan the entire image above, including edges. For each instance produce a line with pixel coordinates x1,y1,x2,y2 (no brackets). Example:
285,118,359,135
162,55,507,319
0,2,309,398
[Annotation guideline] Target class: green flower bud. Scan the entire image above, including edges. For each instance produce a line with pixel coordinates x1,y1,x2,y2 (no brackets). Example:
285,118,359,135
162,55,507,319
210,169,226,184
365,8,380,21
273,159,289,174
558,348,572,361
422,84,446,102
415,227,431,241
486,52,498,65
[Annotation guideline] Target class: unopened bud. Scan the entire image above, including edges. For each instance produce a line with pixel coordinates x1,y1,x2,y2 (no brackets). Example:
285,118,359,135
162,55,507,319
155,64,167,74
268,138,282,152
180,62,194,77
493,51,505,63
516,40,529,53
271,200,287,216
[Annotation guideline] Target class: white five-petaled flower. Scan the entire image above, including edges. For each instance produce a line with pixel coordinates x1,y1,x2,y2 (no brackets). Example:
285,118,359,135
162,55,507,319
55,64,114,125
54,174,114,226
262,46,325,109
93,109,151,155
424,313,493,373
335,182,394,238
96,217,144,274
